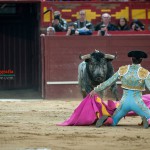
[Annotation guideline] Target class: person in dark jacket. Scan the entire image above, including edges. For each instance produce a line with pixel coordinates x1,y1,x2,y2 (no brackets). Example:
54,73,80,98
118,17,130,31
52,11,67,32
130,19,145,31
95,13,118,32
73,10,94,35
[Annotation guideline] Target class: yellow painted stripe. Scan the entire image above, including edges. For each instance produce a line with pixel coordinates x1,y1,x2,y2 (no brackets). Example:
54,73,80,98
72,10,101,21
132,9,146,19
62,9,72,12
66,19,72,22
101,9,111,12
114,7,129,20
43,7,50,22
148,9,150,19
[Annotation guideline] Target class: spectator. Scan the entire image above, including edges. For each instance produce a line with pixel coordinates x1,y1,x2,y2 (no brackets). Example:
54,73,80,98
52,11,67,32
47,26,55,35
97,24,110,36
66,22,76,36
73,10,94,35
130,19,145,31
117,17,130,31
95,13,118,34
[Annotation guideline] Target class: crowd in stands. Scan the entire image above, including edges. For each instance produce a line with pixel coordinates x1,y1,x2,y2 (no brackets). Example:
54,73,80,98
44,9,146,36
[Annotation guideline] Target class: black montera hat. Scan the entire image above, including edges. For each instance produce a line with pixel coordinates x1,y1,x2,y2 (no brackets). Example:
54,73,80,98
128,50,148,59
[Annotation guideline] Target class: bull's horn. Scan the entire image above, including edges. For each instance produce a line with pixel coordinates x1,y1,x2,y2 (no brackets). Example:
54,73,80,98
80,54,91,60
105,54,115,59
95,49,99,53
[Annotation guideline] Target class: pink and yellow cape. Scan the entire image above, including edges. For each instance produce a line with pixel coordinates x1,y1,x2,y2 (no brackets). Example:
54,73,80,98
57,94,150,126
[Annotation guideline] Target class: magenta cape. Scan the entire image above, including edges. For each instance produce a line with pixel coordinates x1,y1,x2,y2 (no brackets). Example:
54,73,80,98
57,94,150,126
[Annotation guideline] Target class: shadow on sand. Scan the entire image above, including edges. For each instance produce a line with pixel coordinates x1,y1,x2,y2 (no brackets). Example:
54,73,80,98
0,89,42,100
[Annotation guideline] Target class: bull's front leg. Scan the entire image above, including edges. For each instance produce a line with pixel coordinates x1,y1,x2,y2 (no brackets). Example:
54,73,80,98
85,83,104,99
80,81,93,98
81,90,87,98
84,81,93,97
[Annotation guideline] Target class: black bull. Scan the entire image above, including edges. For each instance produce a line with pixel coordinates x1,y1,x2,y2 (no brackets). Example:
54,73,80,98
78,51,119,101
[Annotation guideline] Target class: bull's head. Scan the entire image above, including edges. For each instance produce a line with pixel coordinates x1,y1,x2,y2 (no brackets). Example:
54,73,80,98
80,49,116,61
80,50,116,83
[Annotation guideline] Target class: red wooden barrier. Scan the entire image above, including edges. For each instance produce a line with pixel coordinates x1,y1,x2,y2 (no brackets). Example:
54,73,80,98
41,35,150,99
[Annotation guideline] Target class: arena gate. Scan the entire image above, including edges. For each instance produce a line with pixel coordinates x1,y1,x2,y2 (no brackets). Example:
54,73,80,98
0,0,41,94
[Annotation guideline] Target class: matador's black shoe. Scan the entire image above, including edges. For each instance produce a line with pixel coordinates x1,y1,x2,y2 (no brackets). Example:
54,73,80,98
96,115,109,127
142,116,149,129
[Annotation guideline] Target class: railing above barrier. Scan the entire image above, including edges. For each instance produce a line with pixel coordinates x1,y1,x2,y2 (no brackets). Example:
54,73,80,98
41,31,150,36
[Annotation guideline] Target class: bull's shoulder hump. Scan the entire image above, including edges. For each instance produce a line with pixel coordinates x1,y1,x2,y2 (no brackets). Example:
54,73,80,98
138,67,149,79
118,65,129,76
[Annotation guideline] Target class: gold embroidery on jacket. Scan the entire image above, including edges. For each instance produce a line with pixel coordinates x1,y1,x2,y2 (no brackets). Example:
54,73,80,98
121,85,145,91
138,67,149,79
118,65,128,76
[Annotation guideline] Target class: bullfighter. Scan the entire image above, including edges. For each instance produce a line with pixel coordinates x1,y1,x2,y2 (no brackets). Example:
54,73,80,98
90,50,150,128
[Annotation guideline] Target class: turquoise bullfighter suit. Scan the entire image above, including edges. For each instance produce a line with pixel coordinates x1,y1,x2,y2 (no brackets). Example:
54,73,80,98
94,60,150,126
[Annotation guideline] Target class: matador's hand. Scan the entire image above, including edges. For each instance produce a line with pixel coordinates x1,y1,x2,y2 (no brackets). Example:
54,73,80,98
89,90,97,97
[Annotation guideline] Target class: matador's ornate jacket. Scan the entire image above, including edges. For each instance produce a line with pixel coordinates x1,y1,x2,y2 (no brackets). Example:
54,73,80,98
94,64,150,125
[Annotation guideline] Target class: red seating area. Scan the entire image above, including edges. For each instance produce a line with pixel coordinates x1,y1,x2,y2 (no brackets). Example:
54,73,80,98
41,1,150,30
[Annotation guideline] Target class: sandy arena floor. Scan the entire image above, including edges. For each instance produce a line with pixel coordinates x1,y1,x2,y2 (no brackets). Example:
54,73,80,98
0,96,150,150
